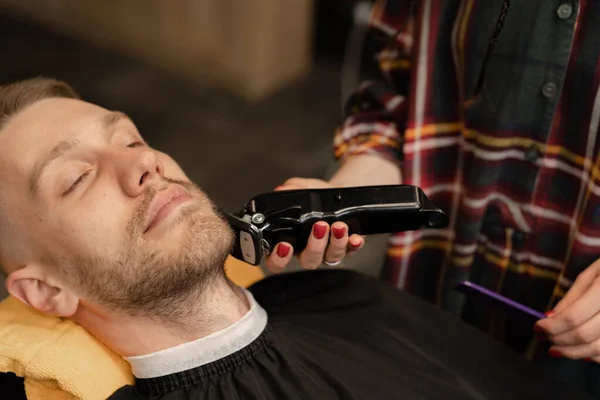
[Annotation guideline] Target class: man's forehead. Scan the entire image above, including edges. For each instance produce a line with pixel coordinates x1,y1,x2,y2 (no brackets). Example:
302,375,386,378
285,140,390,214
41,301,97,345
0,98,109,172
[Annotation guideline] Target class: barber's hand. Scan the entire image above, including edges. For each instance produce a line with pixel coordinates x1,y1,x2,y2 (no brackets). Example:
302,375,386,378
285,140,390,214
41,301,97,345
535,258,600,362
264,177,365,273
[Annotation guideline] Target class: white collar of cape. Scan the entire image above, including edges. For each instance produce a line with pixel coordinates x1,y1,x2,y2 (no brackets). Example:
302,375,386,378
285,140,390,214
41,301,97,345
124,288,268,379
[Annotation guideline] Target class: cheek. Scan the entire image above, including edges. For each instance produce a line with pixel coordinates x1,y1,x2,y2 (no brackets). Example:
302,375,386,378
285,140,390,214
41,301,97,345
48,192,130,256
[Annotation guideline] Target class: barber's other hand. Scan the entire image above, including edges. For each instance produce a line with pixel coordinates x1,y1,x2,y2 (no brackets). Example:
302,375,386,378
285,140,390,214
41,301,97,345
535,258,600,362
264,177,365,273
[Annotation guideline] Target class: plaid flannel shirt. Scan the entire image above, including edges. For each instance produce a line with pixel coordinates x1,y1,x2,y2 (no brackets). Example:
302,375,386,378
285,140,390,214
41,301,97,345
334,0,600,353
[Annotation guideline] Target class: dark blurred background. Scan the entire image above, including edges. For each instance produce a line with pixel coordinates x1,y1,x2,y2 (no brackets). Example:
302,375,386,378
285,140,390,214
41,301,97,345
0,0,370,211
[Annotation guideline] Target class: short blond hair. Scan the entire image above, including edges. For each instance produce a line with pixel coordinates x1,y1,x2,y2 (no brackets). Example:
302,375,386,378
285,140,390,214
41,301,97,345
0,76,80,130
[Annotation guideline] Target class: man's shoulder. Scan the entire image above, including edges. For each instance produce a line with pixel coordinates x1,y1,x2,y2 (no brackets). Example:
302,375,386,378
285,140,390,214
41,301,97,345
248,269,399,315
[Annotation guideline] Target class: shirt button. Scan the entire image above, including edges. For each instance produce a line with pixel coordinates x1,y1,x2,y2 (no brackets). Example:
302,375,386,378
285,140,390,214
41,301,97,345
557,4,573,19
524,145,543,162
512,230,526,246
541,82,558,98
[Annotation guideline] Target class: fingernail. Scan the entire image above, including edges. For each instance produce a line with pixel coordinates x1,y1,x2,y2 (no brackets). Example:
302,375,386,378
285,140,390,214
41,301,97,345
274,185,286,191
313,224,327,239
333,226,346,239
277,244,291,258
533,324,544,333
545,310,556,318
350,239,362,248
548,349,562,358
584,358,593,362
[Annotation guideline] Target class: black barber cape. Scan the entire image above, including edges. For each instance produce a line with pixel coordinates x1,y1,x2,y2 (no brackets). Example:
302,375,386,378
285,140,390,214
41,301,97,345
3,270,592,399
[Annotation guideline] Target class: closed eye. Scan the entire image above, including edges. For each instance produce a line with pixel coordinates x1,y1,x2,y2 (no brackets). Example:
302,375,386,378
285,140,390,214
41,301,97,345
63,171,90,196
127,141,143,148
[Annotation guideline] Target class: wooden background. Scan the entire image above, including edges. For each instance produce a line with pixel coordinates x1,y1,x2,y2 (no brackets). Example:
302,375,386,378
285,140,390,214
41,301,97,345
0,0,315,101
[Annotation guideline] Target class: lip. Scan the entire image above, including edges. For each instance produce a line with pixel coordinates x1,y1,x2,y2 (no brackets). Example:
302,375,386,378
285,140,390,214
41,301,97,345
144,185,191,233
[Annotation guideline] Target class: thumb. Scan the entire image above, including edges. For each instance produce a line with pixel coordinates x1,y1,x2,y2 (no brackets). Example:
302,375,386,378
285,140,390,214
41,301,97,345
276,177,332,191
274,183,303,191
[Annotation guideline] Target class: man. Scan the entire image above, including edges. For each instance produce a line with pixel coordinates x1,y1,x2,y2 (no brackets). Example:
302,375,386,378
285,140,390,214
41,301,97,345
274,0,600,395
0,77,591,399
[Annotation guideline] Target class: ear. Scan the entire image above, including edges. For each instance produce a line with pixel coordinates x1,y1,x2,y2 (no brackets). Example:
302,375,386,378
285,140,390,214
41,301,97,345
6,265,79,317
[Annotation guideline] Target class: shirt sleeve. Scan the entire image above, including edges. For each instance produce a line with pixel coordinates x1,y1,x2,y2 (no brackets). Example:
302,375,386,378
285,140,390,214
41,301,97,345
333,0,416,168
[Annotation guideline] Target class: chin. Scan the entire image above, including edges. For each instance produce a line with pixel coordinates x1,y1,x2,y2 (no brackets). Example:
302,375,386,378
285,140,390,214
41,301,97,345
166,206,233,260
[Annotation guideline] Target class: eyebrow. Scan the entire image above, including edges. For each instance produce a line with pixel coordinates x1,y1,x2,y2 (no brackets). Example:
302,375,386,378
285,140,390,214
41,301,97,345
29,111,132,195
102,111,131,131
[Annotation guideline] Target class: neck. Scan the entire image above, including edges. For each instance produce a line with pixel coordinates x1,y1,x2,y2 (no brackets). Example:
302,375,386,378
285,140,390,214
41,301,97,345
71,276,250,357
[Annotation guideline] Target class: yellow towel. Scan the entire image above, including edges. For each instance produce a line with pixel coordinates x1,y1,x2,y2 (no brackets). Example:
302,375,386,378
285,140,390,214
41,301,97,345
0,256,264,399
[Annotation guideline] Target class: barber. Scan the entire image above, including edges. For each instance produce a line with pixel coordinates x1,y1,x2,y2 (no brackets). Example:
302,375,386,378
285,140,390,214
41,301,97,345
267,0,600,396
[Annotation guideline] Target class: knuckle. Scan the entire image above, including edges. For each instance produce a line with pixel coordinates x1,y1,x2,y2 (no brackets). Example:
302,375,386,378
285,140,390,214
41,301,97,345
303,248,323,258
330,237,347,247
574,327,593,343
577,268,595,283
551,337,567,346
331,240,348,250
334,251,347,260
307,242,327,255
564,312,582,328
302,260,320,270
268,256,286,268
299,253,322,269
265,260,284,272
309,238,329,251
327,247,346,260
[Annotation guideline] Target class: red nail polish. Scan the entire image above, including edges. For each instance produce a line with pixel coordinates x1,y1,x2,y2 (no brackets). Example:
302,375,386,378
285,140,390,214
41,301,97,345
350,240,361,248
533,324,543,333
548,349,562,358
277,244,291,258
584,357,593,362
313,224,327,239
333,227,346,239
545,310,556,318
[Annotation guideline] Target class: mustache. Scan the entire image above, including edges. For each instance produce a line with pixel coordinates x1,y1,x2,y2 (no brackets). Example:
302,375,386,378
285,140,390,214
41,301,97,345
127,177,201,237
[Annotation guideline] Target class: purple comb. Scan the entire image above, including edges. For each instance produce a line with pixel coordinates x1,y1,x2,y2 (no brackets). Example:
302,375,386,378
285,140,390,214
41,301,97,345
456,281,546,325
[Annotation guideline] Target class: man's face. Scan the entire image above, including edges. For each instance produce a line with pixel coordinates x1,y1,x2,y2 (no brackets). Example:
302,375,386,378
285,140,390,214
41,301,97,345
0,97,233,317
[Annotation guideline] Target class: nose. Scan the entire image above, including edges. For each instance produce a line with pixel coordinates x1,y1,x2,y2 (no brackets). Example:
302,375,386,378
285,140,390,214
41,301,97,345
119,148,165,196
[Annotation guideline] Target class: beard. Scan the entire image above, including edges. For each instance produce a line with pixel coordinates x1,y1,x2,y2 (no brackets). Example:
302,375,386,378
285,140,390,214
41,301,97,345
64,178,235,320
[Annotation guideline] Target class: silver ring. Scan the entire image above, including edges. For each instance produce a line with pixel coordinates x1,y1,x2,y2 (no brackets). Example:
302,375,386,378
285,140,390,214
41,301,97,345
323,259,342,267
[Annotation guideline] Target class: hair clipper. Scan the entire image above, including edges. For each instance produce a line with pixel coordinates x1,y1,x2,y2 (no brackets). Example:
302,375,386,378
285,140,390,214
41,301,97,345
219,184,448,266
